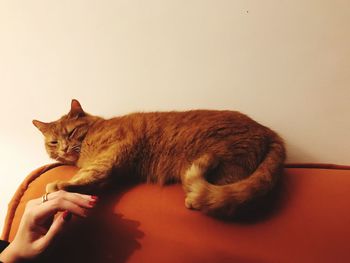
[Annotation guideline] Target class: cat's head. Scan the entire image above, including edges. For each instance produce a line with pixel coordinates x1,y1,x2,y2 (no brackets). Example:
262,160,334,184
33,99,97,164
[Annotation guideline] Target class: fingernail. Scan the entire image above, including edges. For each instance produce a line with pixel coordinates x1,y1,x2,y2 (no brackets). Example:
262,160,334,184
89,201,96,207
91,195,99,201
62,211,72,222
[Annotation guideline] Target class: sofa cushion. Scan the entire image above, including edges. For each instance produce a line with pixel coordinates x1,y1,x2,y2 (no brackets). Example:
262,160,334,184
2,164,350,263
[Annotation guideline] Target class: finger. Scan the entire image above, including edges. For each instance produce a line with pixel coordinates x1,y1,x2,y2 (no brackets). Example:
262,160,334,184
27,191,63,206
63,192,97,209
36,211,69,250
54,191,97,208
73,192,98,202
49,190,94,202
29,190,97,208
33,198,90,225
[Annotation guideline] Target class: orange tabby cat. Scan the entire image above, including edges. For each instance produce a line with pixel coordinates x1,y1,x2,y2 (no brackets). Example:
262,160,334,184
33,99,286,218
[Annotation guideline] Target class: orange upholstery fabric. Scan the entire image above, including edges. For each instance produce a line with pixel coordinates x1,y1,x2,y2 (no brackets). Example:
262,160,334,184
2,165,350,263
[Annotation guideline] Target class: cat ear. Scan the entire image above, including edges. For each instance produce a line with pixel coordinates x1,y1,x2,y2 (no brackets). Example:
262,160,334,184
32,120,48,133
68,99,85,119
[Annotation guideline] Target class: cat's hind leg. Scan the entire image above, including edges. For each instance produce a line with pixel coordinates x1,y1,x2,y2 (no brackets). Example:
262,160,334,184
182,154,218,210
182,154,248,212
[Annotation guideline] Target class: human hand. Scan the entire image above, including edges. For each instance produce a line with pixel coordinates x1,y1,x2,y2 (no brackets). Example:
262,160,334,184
0,190,98,263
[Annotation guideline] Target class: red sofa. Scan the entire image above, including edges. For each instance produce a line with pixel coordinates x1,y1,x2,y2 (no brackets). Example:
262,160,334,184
2,164,350,263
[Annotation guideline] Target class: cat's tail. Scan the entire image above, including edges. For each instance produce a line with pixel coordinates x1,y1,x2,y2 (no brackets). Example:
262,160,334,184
184,135,286,218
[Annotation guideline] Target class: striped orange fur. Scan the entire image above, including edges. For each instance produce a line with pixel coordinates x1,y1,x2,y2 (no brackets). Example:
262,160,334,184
33,99,286,218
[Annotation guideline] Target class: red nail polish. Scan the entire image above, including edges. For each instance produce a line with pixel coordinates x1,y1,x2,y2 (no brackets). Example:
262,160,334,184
91,196,98,201
63,211,72,222
89,201,96,206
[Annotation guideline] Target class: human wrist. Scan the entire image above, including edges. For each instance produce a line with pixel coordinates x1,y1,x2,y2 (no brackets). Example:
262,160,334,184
0,242,24,263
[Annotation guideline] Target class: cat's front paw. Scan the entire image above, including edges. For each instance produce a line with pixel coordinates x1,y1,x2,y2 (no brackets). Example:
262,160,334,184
46,181,59,193
184,193,202,210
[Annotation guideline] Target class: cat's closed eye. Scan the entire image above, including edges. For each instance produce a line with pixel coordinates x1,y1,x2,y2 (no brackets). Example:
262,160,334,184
48,141,58,146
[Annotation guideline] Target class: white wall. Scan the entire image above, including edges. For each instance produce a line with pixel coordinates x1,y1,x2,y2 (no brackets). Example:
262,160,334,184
1,0,349,233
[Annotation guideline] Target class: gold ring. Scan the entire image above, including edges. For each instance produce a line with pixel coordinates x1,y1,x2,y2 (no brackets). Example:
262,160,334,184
42,192,49,204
